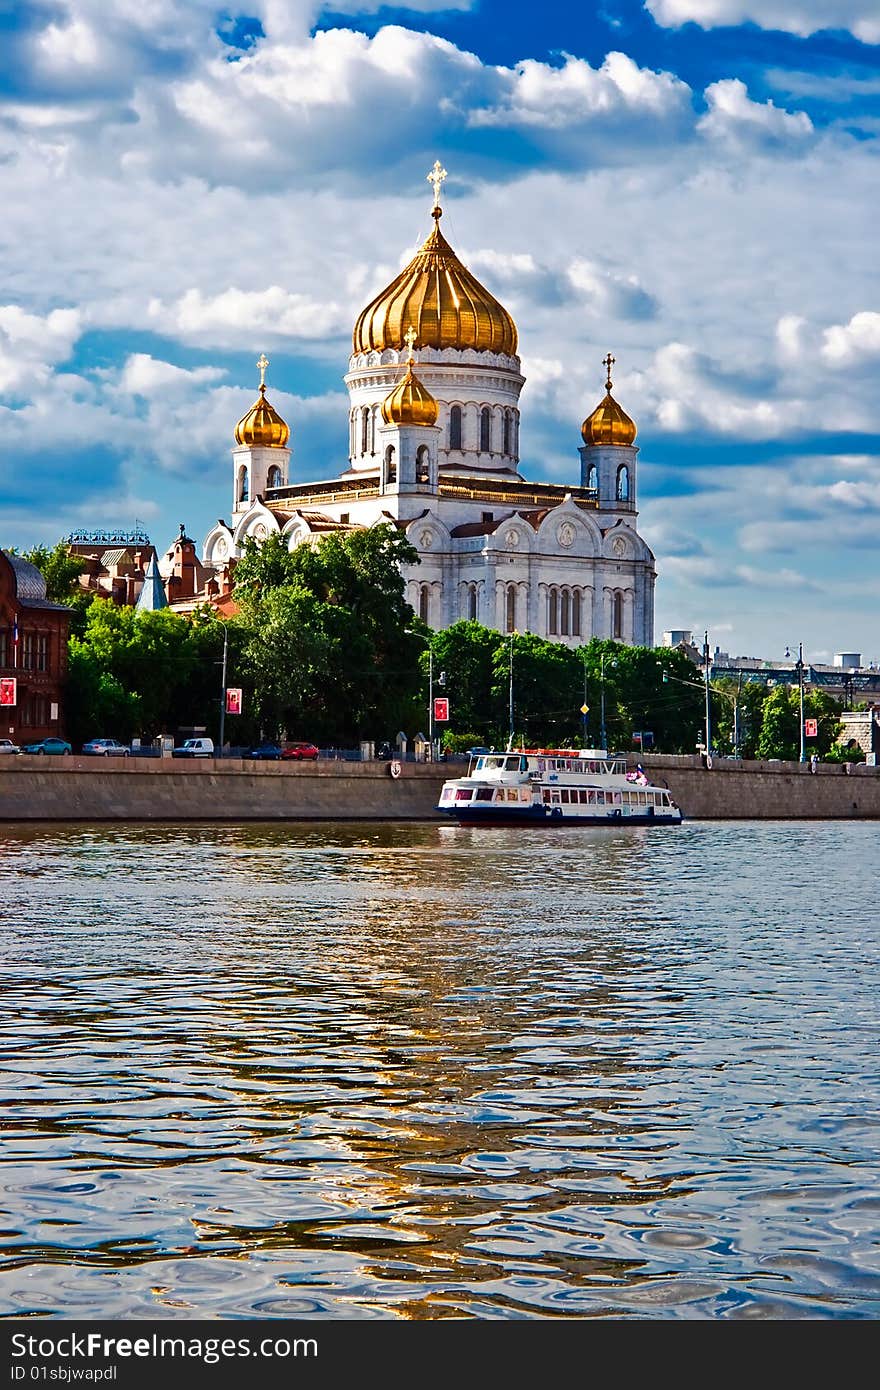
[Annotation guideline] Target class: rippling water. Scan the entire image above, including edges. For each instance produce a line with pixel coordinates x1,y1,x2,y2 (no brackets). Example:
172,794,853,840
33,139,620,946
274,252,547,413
1,820,879,1320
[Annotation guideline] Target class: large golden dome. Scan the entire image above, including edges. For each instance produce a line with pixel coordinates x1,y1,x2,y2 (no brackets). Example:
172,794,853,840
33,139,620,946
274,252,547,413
234,355,290,449
582,354,637,447
382,334,439,427
353,208,518,358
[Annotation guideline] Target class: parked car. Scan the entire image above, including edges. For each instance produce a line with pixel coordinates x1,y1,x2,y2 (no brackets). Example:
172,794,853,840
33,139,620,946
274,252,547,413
247,742,283,760
21,737,72,755
82,738,131,757
465,746,491,757
171,737,215,759
0,738,20,755
281,742,319,761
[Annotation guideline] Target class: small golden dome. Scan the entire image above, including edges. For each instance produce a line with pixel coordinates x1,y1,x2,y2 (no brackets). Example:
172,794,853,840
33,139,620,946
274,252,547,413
581,353,637,447
353,192,518,357
234,354,290,449
382,332,439,427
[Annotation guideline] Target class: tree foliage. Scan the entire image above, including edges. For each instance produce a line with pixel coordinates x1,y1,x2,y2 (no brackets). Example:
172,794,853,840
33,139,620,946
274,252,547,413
233,525,423,742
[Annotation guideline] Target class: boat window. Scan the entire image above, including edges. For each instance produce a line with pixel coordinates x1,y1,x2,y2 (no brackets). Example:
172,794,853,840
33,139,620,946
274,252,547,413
506,789,519,802
520,789,530,802
486,757,504,770
612,792,622,805
542,790,551,804
661,792,669,805
440,788,454,801
475,788,494,801
455,788,474,801
596,791,605,804
560,790,570,803
505,757,520,771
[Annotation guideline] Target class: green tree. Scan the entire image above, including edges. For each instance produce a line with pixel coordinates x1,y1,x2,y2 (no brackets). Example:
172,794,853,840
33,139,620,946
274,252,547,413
21,541,84,602
234,525,423,743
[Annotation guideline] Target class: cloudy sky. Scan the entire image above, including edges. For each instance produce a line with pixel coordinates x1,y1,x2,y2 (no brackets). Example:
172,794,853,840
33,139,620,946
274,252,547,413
0,0,877,661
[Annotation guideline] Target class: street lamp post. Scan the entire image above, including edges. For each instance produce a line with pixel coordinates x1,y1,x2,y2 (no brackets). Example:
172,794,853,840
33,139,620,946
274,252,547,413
703,629,712,757
218,624,228,758
508,630,515,749
795,642,805,763
599,650,616,751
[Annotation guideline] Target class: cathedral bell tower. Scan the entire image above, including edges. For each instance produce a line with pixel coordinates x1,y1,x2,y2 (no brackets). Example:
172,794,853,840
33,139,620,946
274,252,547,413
232,355,291,516
376,330,440,496
579,353,638,519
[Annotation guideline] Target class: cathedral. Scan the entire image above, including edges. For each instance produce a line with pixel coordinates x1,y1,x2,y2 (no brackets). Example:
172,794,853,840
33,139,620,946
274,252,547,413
202,164,656,646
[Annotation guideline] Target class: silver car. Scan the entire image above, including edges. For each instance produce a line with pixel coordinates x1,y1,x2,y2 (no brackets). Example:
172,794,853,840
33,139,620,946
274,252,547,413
0,738,20,755
82,738,131,757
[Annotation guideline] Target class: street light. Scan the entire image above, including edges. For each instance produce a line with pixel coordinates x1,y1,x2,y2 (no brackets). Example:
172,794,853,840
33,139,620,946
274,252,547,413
508,629,515,749
599,649,617,751
794,642,806,763
217,624,228,757
703,629,711,757
428,648,446,760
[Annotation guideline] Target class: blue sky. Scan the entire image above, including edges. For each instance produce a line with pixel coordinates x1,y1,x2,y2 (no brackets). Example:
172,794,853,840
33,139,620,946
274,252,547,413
0,0,878,660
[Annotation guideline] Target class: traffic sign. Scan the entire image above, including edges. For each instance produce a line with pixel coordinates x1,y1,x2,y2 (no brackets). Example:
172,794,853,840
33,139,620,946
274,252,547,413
433,697,449,722
580,703,589,715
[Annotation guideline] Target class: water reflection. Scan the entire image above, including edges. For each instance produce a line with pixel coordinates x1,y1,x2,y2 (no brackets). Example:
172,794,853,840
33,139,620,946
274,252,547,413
1,822,878,1318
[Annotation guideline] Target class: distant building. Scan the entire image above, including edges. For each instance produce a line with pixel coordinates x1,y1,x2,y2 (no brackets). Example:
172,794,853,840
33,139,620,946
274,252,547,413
0,551,71,743
68,524,211,612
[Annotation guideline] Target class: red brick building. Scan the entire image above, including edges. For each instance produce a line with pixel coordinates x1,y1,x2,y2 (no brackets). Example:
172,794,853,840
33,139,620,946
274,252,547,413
0,551,72,743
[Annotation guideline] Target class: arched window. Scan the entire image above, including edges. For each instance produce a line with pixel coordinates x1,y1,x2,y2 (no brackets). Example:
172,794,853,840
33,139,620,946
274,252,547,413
548,589,558,636
371,404,380,454
238,465,249,504
361,406,370,455
613,591,624,640
416,445,430,485
480,406,491,453
468,585,478,621
616,465,629,501
512,411,519,459
503,409,511,456
384,445,396,485
419,585,430,624
349,411,356,457
561,591,570,637
267,465,282,490
587,462,598,491
506,585,517,634
449,404,462,451
572,591,582,637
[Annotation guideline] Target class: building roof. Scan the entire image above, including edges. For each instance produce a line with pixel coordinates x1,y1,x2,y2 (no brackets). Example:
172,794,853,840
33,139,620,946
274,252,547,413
1,552,72,612
134,555,168,611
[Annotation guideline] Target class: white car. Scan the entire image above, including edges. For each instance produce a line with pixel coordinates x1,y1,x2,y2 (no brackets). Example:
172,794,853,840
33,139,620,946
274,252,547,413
0,738,20,755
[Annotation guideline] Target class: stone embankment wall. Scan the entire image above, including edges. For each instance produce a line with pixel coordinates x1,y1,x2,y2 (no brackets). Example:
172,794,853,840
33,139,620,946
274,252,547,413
0,753,878,822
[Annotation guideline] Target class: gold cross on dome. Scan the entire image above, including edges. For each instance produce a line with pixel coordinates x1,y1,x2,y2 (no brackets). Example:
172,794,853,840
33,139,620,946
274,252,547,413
257,353,269,388
404,326,417,362
603,352,615,390
427,159,448,210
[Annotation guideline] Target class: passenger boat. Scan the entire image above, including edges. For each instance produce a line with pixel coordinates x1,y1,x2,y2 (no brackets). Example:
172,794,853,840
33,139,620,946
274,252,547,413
437,748,682,826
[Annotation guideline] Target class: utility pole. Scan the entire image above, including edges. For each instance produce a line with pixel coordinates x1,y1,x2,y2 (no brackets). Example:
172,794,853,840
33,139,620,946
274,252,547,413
428,648,434,759
703,629,711,757
508,630,515,749
218,624,228,757
796,642,805,763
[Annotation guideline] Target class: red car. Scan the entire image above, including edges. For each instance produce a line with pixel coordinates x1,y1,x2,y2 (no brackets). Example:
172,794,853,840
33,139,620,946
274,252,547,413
281,741,319,761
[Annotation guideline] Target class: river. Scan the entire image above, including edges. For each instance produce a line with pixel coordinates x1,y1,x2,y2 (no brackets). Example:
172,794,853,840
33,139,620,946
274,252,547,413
1,820,878,1319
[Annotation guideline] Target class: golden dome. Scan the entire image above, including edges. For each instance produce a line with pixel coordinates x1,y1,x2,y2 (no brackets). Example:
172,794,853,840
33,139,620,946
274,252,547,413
382,331,439,427
234,354,290,449
581,353,637,447
353,210,518,358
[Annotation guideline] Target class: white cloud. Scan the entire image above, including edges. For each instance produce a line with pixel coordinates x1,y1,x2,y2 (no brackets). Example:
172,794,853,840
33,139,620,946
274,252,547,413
699,79,814,147
0,306,82,393
117,353,226,395
821,311,880,365
645,1,880,45
470,50,690,129
147,287,349,347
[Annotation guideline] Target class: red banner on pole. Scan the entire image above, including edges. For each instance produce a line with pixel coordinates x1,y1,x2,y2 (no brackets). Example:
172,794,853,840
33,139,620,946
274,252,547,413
225,687,242,715
804,718,817,738
0,677,16,707
433,697,449,722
